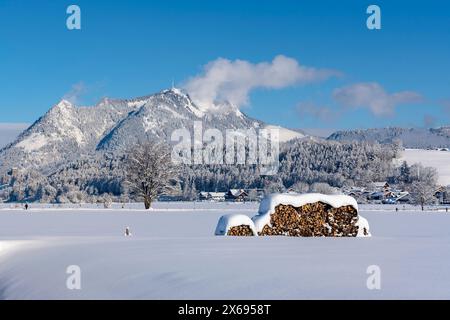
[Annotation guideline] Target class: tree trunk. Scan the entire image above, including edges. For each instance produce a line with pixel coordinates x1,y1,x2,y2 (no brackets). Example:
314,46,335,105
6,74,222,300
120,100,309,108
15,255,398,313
144,197,152,210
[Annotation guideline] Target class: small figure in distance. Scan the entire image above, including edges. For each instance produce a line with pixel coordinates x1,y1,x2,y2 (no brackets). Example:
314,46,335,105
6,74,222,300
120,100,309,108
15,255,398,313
124,227,132,237
25,203,29,211
395,207,398,212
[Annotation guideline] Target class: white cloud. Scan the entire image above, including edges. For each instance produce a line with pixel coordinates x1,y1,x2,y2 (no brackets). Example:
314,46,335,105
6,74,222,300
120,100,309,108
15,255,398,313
62,82,86,105
333,82,423,117
183,55,339,109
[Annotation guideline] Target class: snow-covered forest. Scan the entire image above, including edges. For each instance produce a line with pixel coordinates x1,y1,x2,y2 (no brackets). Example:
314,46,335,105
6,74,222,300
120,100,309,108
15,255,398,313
1,137,432,204
0,88,443,205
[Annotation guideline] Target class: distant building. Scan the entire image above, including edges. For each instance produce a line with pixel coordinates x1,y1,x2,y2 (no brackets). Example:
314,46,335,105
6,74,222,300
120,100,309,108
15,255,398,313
198,192,210,201
395,191,411,203
368,191,384,201
209,192,226,202
373,182,390,192
435,186,450,205
198,189,256,202
225,189,248,202
382,191,410,204
199,191,226,202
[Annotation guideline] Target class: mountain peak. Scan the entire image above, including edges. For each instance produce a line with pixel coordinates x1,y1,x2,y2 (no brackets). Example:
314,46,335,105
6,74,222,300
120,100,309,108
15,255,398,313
55,99,74,109
97,97,112,106
44,99,76,119
165,87,185,96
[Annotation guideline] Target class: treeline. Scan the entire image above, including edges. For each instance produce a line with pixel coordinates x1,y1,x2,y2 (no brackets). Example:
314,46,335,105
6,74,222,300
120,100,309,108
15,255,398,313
0,139,420,204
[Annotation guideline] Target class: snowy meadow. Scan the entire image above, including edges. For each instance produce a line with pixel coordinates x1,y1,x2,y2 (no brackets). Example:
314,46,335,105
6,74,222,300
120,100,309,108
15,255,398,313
1,202,450,300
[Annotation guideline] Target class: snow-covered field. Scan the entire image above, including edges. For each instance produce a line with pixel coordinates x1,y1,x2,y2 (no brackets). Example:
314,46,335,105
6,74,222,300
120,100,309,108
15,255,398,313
400,148,450,186
1,202,450,300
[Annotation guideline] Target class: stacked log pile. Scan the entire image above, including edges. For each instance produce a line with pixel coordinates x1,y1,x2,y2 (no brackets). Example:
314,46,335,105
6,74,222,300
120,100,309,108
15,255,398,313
215,194,369,237
327,205,359,237
214,214,257,236
227,225,255,236
259,202,358,237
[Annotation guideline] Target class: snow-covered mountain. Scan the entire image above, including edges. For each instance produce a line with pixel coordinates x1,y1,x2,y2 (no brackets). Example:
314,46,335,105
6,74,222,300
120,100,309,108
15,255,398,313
0,98,137,173
0,88,304,173
97,88,264,152
327,127,450,149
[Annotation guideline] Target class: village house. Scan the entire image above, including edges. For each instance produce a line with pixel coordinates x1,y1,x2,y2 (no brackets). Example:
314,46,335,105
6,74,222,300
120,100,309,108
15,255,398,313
225,189,249,202
435,186,450,205
199,191,226,202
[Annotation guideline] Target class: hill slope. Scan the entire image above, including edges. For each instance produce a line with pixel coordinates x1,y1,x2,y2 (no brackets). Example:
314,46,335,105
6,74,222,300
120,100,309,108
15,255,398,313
327,127,450,149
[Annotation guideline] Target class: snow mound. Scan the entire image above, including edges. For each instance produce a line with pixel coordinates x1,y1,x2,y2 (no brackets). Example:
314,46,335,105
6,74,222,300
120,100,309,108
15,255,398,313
356,215,371,237
252,193,359,233
215,214,257,236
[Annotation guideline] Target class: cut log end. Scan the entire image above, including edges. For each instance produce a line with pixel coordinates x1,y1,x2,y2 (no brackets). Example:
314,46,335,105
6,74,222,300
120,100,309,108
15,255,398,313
227,225,255,236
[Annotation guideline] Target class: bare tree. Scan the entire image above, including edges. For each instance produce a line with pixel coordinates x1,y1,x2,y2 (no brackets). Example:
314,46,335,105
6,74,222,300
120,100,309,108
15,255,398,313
309,182,339,195
289,181,309,193
125,141,178,209
407,165,438,211
409,181,437,211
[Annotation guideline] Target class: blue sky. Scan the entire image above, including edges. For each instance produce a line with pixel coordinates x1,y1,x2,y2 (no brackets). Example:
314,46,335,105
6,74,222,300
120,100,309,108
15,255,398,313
0,0,449,132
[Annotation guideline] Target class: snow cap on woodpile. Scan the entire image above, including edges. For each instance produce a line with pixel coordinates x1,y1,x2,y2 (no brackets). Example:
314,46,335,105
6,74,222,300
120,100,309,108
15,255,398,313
252,193,359,233
215,214,257,236
356,215,371,237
